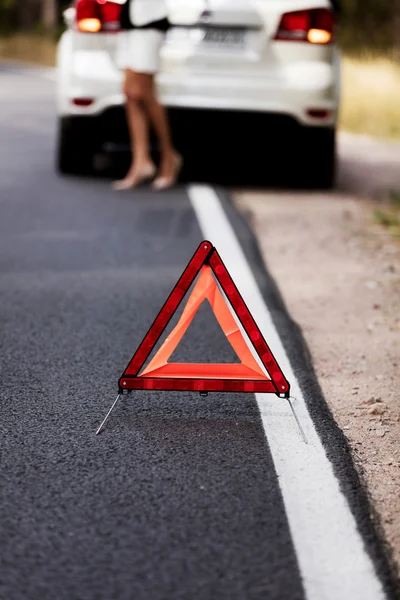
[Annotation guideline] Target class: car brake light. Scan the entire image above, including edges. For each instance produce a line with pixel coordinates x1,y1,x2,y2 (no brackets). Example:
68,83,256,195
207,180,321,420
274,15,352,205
274,8,334,44
75,0,121,33
307,28,331,44
78,17,102,32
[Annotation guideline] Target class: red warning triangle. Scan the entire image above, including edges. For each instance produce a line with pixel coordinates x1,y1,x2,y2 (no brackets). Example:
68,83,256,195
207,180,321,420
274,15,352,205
119,241,290,396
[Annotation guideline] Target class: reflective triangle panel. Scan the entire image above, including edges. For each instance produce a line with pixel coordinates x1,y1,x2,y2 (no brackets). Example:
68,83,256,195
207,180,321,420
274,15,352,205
119,241,290,396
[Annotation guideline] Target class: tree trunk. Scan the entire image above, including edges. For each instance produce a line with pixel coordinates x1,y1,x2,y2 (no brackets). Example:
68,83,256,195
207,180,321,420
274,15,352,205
42,0,57,31
394,0,400,58
16,0,41,30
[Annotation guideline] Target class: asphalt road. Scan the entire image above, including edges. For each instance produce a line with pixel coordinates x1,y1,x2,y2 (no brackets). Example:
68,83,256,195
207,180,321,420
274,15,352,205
0,69,306,600
0,68,396,600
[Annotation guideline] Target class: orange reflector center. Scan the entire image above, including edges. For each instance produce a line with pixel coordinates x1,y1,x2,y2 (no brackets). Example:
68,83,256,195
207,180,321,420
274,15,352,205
78,18,102,33
307,28,331,44
141,266,269,381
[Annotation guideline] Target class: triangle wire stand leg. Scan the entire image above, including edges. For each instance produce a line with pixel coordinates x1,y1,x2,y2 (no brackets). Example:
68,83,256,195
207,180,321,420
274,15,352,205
287,396,308,444
96,394,122,435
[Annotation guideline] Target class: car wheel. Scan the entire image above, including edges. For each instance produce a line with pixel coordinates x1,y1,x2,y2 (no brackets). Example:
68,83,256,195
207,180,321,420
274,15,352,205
297,126,336,190
57,117,97,176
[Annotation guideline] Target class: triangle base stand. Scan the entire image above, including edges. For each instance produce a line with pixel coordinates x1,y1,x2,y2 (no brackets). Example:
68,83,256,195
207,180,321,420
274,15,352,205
96,394,122,436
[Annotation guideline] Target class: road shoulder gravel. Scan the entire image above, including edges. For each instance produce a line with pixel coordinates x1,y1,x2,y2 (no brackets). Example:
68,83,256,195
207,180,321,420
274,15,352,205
232,136,400,589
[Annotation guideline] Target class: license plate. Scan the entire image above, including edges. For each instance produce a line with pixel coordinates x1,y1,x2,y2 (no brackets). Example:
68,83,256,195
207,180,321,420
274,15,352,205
202,27,246,48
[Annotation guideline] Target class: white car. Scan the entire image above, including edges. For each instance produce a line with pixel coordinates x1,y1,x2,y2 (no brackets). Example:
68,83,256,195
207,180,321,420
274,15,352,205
56,0,340,187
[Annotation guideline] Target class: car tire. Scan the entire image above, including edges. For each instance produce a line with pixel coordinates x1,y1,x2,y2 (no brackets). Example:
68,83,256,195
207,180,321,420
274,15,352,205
297,126,336,189
57,117,97,176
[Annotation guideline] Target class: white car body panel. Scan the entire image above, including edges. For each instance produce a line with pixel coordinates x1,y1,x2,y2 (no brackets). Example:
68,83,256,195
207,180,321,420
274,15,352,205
57,0,340,127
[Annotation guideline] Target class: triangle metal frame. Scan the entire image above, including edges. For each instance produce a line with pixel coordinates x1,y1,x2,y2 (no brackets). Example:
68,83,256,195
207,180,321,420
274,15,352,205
118,241,290,397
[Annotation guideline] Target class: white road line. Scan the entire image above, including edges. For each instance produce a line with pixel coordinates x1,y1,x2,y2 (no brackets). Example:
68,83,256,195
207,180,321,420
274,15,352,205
188,184,386,600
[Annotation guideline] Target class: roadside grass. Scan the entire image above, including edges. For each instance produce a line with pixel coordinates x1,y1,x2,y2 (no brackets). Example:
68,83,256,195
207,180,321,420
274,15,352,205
0,33,57,67
340,55,400,141
373,190,400,238
1,34,400,142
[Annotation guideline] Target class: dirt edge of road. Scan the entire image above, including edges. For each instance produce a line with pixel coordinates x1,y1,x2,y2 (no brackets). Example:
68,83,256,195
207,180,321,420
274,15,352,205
232,134,400,593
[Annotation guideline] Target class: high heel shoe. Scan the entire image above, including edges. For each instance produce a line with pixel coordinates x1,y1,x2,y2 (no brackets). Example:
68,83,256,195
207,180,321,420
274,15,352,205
112,164,157,191
152,154,183,191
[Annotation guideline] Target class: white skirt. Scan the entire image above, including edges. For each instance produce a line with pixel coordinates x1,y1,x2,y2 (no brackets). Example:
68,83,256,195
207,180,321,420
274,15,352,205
117,29,164,74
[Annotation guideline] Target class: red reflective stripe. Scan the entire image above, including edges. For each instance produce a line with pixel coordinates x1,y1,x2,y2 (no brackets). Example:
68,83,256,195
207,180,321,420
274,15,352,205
123,241,213,376
119,377,278,394
209,251,289,393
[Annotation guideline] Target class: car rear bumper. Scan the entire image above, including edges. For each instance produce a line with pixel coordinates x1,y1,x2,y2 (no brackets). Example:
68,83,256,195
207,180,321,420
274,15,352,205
158,62,338,126
58,52,339,127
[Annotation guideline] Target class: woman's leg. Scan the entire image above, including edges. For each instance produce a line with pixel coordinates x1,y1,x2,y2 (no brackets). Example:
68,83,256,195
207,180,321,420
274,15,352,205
113,70,156,190
144,77,182,186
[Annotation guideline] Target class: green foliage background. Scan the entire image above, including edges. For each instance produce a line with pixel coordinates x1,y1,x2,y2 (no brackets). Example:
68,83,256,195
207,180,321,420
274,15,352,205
0,0,399,52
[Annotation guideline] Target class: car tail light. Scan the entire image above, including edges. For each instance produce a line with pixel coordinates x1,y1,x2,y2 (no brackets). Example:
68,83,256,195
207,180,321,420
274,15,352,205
72,98,95,106
274,8,334,44
307,108,331,119
75,0,121,33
